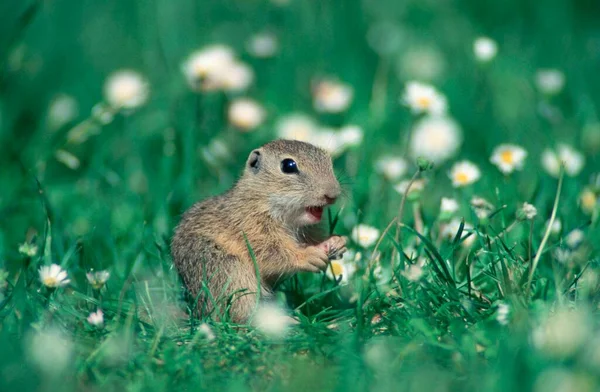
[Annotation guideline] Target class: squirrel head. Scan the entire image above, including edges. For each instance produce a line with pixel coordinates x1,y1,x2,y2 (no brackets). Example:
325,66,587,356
240,139,341,227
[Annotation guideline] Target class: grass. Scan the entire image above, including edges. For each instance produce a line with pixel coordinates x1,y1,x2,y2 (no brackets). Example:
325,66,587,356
1,0,600,391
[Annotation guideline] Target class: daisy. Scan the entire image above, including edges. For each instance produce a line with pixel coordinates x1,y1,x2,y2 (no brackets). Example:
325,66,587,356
441,218,476,247
535,69,565,95
490,144,527,174
394,178,426,197
198,323,215,341
87,309,104,328
276,114,318,142
473,37,498,62
470,196,494,220
409,116,462,164
518,202,538,220
579,188,598,215
181,45,235,92
311,128,343,157
565,229,585,249
449,161,481,187
401,81,447,116
326,255,358,284
337,125,363,149
545,219,562,235
439,197,459,220
252,303,290,337
86,270,110,290
246,32,278,58
219,61,254,92
496,303,510,325
228,98,266,131
103,70,149,110
375,156,408,180
401,264,423,282
351,224,380,248
39,264,70,288
312,79,354,113
541,144,585,177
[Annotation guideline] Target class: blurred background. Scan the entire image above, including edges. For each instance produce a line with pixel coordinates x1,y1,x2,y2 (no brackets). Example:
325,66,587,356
1,1,600,391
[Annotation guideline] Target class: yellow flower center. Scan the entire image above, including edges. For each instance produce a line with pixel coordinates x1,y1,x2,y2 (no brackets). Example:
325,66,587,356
417,96,431,107
455,172,469,184
500,150,514,164
43,277,58,287
330,261,343,277
581,190,597,212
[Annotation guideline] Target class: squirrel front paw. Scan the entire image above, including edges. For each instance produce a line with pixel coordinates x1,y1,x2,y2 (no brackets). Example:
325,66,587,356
298,246,329,272
316,235,348,261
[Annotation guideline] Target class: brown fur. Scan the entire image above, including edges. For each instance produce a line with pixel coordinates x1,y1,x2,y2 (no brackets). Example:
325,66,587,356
171,140,346,323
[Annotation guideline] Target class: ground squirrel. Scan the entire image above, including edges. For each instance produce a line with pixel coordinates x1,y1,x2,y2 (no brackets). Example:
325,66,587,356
171,139,347,323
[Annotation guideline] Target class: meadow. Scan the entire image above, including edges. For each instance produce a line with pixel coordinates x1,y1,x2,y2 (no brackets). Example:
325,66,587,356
1,0,600,391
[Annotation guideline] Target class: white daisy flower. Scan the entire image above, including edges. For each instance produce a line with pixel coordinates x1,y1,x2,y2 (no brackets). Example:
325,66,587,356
541,144,585,177
39,264,70,288
228,98,265,131
252,303,291,337
565,229,584,249
28,329,73,375
490,144,527,174
351,224,380,248
326,255,358,284
535,69,565,95
439,197,459,220
449,160,481,187
198,323,215,341
441,218,476,247
181,45,235,92
337,125,363,149
496,303,510,325
276,114,318,142
394,178,426,197
219,61,254,92
470,196,494,220
409,116,462,164
518,202,538,220
375,156,408,180
401,264,423,282
579,188,598,215
246,32,278,58
86,270,110,290
473,37,498,62
312,79,354,113
47,94,79,130
312,128,343,157
401,81,447,116
87,309,104,328
546,219,562,235
103,70,149,110
531,308,591,358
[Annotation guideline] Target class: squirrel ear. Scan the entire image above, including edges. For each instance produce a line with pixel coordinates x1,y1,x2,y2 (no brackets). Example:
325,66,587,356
247,150,261,172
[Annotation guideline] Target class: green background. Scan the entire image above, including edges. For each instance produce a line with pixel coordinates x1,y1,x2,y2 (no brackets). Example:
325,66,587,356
1,0,599,391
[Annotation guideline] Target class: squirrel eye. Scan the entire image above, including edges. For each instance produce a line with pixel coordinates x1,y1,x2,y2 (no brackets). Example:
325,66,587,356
280,158,299,174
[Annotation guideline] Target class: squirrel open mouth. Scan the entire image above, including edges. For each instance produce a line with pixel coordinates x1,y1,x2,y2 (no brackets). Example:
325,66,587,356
305,206,324,221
